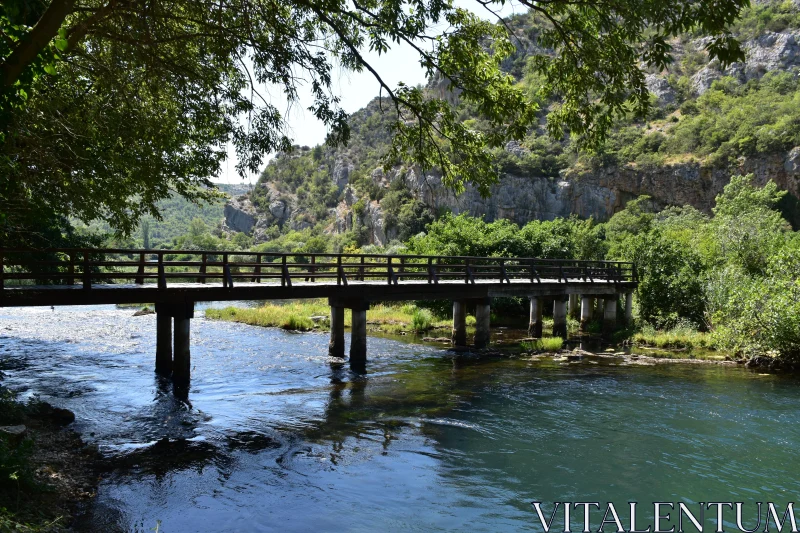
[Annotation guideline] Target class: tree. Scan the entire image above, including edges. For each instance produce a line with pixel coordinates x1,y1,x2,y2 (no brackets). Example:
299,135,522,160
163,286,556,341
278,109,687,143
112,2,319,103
141,219,150,249
1,0,748,242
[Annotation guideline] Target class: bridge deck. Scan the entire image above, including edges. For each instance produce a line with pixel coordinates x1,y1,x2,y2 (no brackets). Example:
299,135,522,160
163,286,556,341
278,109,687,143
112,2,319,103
1,278,634,307
0,249,637,307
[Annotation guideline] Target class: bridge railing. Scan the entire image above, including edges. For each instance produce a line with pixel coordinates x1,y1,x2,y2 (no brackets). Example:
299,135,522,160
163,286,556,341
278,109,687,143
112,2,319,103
0,248,637,289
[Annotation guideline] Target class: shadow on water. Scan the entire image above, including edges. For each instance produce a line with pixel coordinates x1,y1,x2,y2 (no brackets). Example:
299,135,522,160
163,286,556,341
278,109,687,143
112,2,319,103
3,306,800,531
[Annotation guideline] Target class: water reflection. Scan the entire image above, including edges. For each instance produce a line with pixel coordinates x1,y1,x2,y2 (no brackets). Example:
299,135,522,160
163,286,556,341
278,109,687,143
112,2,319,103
2,306,800,531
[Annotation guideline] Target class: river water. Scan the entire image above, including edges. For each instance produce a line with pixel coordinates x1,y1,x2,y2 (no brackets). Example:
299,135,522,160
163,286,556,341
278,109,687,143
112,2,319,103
0,305,799,532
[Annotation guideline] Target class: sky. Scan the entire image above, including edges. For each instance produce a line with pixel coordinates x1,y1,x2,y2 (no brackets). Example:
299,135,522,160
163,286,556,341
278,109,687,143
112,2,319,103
212,1,525,185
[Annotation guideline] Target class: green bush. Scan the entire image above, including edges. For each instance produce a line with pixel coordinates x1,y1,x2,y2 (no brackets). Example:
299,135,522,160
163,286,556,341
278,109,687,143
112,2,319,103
411,309,434,332
280,315,315,331
521,337,564,352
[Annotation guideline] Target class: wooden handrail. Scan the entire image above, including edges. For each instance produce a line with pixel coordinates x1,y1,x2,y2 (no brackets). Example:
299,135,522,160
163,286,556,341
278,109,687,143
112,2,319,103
0,247,638,289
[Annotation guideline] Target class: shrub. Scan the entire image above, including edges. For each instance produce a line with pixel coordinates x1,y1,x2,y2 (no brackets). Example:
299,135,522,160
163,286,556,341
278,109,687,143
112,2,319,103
521,337,564,352
280,315,315,331
411,309,433,332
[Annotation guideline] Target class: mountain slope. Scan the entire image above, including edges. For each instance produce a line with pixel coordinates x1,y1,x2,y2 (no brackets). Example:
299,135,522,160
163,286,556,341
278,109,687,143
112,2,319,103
226,1,800,247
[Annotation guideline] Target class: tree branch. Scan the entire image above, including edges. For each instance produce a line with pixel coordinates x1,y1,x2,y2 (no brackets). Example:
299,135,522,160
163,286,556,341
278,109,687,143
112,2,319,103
1,0,76,87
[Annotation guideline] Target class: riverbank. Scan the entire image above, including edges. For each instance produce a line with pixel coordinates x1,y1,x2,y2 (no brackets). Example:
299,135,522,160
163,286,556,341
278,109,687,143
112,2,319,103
205,300,458,335
0,394,100,531
204,301,734,362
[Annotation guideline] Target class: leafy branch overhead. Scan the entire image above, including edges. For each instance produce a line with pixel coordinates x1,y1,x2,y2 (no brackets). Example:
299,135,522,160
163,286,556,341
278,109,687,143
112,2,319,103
1,0,746,237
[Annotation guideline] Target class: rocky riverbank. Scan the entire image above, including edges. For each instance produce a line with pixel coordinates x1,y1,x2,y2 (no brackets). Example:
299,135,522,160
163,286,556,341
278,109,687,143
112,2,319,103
0,398,101,531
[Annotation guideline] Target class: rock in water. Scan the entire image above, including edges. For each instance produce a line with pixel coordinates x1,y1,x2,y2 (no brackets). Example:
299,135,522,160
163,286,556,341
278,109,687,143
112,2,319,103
0,425,27,437
32,403,76,426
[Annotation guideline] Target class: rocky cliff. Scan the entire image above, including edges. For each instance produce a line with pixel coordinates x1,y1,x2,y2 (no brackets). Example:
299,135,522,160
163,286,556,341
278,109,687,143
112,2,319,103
225,3,800,245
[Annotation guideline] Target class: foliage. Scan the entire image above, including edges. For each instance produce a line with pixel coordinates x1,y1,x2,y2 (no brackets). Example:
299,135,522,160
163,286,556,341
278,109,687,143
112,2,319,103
406,212,605,260
632,321,716,350
411,309,434,333
206,300,448,335
611,175,799,358
521,337,563,352
1,0,751,242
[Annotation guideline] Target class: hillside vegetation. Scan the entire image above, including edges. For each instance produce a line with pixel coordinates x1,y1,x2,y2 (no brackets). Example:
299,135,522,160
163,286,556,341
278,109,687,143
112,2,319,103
235,0,800,250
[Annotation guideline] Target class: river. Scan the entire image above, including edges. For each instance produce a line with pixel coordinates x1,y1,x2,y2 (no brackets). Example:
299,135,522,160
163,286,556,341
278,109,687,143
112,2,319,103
0,305,798,532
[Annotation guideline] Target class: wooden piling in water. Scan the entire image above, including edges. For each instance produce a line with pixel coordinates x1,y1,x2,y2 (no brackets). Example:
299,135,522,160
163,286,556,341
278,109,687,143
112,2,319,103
580,297,593,331
603,297,618,336
155,304,172,377
528,296,543,338
350,308,367,372
328,306,345,359
474,300,491,349
452,300,467,347
553,299,567,338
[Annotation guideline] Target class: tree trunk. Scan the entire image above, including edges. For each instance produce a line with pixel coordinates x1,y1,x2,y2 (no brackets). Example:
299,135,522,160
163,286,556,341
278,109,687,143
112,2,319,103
1,0,76,87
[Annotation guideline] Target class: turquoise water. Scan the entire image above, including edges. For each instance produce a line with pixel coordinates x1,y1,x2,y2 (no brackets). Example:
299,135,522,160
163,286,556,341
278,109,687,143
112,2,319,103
0,305,797,532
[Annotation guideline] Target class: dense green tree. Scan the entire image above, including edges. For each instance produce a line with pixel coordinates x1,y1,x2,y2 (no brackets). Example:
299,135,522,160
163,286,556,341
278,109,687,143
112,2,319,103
1,0,748,243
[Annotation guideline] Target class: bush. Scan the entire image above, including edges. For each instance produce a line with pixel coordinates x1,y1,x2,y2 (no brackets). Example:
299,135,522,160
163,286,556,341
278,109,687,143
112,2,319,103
521,337,564,352
411,309,434,332
280,315,315,331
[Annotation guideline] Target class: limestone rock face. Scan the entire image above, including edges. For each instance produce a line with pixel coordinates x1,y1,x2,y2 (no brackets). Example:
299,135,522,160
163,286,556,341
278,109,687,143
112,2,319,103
742,31,800,77
505,140,530,158
646,74,676,105
376,152,800,229
785,147,800,175
691,30,800,95
332,158,353,188
333,186,396,245
269,200,289,221
691,66,722,95
223,196,258,235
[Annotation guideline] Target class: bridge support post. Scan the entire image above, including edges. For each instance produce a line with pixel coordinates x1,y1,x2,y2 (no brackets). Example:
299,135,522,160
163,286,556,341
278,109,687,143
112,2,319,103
350,308,368,372
172,302,194,386
568,294,580,320
528,297,543,338
452,301,467,347
155,304,172,377
603,297,617,337
595,298,605,318
625,292,633,324
580,297,593,331
328,306,345,359
474,299,491,349
553,298,567,338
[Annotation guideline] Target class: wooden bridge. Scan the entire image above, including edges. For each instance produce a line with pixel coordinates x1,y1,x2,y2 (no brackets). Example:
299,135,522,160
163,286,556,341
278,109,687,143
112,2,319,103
0,248,638,383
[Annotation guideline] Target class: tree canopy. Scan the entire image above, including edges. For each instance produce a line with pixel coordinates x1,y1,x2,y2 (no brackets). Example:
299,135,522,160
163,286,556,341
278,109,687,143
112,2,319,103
1,0,748,243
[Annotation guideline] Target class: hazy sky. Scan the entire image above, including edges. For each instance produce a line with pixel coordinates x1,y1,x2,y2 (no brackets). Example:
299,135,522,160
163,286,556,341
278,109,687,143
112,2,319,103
213,1,525,185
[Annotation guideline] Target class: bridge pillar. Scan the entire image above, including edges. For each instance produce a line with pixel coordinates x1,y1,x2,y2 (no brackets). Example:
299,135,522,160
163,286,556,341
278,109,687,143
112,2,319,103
552,298,567,338
328,306,345,359
155,304,172,377
474,299,491,349
568,294,580,320
580,297,593,331
452,300,467,347
603,297,617,336
625,292,633,324
172,303,194,385
350,308,368,372
528,297,543,338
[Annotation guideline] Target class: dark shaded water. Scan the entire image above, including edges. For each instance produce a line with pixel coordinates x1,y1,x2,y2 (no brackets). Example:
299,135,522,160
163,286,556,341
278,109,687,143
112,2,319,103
0,305,798,532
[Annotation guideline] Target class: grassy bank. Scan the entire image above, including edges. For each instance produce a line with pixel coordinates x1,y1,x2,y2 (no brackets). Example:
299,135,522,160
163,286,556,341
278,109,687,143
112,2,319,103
204,301,732,362
205,300,455,335
629,323,716,350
